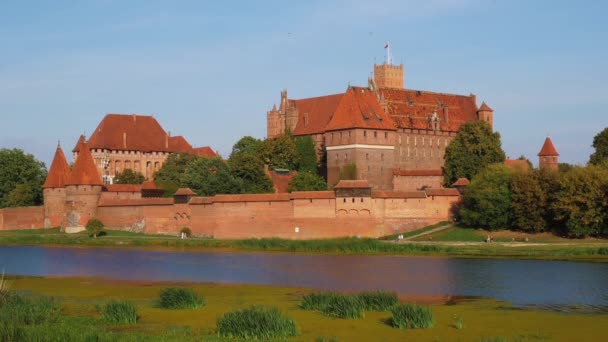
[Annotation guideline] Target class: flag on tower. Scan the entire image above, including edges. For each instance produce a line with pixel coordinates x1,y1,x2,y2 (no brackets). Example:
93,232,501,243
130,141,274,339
384,43,389,49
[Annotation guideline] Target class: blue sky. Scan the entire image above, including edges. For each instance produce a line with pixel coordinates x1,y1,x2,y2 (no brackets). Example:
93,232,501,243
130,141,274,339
1,0,606,167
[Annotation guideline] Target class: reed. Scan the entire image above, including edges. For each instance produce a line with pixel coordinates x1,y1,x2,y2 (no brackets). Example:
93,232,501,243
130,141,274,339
101,300,138,324
159,287,205,309
390,304,434,329
216,305,299,340
356,290,399,311
321,295,365,319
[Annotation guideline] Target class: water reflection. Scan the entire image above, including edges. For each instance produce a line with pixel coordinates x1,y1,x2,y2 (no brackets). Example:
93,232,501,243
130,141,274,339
1,246,606,306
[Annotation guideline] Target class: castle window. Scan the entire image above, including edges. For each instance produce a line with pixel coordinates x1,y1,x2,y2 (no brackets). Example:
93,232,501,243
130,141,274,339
361,198,363,203
366,153,369,160
381,153,384,160
374,131,377,138
422,137,425,146
364,131,367,137
352,198,355,203
343,198,346,203
385,132,388,139
406,136,409,145
414,137,417,146
398,136,402,145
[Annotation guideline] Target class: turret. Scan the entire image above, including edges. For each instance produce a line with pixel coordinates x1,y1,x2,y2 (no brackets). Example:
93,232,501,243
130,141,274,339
477,102,494,129
42,144,71,228
64,137,103,233
538,137,559,171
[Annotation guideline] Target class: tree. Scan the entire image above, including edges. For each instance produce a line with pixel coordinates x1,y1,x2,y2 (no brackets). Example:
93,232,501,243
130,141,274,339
260,134,299,170
182,157,242,196
459,163,513,230
295,135,318,173
86,218,104,238
510,171,547,232
154,153,199,196
230,136,263,158
287,172,327,192
228,152,274,194
558,163,575,173
0,148,47,208
443,121,506,186
551,165,608,237
589,127,608,166
114,169,145,184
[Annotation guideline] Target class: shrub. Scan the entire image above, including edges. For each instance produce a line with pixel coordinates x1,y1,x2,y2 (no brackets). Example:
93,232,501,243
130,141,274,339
216,305,299,340
300,292,340,311
159,287,205,309
180,227,192,238
390,304,434,329
357,290,399,311
85,218,104,238
102,300,138,324
321,295,365,319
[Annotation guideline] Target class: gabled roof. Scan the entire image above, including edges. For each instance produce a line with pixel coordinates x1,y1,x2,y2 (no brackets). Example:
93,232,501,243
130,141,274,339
67,138,103,186
193,146,218,158
478,102,493,111
452,178,470,187
538,137,559,156
43,145,71,188
378,88,478,132
174,188,197,196
168,136,192,152
325,87,396,131
291,93,344,135
142,180,158,190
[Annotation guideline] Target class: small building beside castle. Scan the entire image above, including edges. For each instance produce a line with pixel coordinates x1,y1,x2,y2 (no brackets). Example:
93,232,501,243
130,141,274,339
267,59,494,191
73,114,217,184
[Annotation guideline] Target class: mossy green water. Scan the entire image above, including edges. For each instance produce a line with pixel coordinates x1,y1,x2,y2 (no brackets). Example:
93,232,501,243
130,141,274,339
4,276,607,341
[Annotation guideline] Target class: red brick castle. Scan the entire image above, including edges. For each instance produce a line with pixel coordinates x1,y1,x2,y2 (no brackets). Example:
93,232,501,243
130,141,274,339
267,60,494,190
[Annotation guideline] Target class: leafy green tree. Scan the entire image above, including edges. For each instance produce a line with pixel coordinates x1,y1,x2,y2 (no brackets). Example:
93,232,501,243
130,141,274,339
295,135,318,173
230,136,263,158
551,165,608,237
443,121,506,186
0,148,47,208
459,163,513,230
154,153,199,196
558,162,575,173
228,152,274,194
589,127,608,166
287,172,327,192
86,218,104,238
114,169,145,184
260,134,299,170
183,157,242,196
510,172,546,232
534,168,562,231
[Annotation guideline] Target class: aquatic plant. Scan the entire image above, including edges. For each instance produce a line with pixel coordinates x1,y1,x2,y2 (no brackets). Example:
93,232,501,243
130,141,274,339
357,290,399,311
102,300,138,324
216,305,299,340
390,304,434,329
300,292,341,311
321,294,365,319
158,287,205,309
453,315,464,329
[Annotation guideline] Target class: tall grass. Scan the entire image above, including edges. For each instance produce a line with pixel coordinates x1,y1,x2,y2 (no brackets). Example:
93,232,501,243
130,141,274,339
216,305,299,340
300,292,341,311
0,271,9,305
322,295,365,319
390,304,434,329
159,287,205,309
357,290,399,311
102,300,138,324
0,292,59,341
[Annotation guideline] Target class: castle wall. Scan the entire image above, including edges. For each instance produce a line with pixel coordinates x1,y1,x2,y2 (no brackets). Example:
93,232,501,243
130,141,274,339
65,185,102,229
393,175,443,191
393,129,456,170
0,206,45,231
43,188,66,228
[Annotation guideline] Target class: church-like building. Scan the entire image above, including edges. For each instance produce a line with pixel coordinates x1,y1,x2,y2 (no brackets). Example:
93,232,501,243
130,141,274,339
267,61,494,191
73,114,217,184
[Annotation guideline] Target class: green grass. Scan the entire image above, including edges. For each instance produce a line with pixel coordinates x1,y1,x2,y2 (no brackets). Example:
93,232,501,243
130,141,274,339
216,305,299,340
300,291,340,311
101,300,138,324
416,227,487,242
380,221,452,240
390,303,434,329
158,287,205,309
356,290,399,311
321,294,365,319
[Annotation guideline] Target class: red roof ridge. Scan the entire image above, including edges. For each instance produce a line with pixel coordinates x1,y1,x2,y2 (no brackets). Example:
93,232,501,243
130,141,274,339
174,188,197,196
43,145,71,188
538,137,559,156
478,102,493,111
67,138,103,186
452,178,470,187
402,88,476,99
325,87,396,131
142,180,158,190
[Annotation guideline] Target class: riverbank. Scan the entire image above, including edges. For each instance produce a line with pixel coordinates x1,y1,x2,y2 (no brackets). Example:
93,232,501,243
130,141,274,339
1,227,607,262
4,276,606,341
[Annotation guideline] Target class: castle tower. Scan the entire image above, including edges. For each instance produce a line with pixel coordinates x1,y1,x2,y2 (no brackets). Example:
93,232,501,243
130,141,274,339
477,102,494,130
64,136,103,232
42,144,71,228
373,63,404,89
538,137,559,171
324,87,397,190
266,104,284,139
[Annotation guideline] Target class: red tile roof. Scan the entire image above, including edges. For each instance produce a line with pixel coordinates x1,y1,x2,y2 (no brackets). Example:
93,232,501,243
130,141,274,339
98,198,174,207
378,88,478,132
425,188,460,196
212,193,291,202
67,138,103,186
292,93,344,135
174,188,197,196
478,102,493,111
193,146,218,157
504,159,531,172
325,87,396,131
334,180,371,188
538,137,559,156
393,169,443,176
266,170,295,193
43,146,71,189
168,136,192,152
142,180,158,190
104,184,142,192
372,191,427,198
289,191,336,199
452,178,470,187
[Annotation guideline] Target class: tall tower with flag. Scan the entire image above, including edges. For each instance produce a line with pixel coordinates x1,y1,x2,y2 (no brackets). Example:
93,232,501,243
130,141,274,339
373,43,404,89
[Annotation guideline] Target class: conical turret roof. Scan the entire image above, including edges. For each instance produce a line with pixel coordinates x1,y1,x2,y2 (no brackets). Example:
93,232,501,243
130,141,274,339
67,136,103,186
43,145,71,188
538,137,559,156
478,102,493,111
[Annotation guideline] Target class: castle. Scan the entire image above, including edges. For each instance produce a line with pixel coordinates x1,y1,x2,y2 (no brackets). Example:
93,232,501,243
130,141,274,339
73,114,217,184
267,61,494,190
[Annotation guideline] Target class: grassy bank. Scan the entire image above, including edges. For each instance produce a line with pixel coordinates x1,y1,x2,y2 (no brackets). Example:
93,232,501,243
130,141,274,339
3,276,606,341
1,227,607,261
